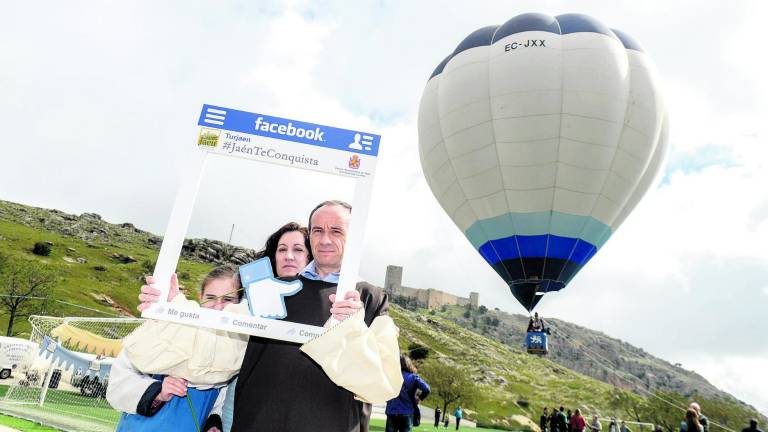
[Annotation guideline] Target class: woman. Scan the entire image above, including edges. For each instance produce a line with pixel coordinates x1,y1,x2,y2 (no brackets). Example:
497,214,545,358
385,355,431,432
220,222,311,432
571,409,587,432
255,222,312,278
108,265,243,432
681,409,703,432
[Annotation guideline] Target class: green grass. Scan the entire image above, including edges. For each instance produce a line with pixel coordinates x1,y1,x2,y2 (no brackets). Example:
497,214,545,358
0,217,215,338
0,414,59,432
368,418,503,431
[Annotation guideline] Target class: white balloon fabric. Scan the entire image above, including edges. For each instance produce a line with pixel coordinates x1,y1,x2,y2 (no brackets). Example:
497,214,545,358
418,13,668,311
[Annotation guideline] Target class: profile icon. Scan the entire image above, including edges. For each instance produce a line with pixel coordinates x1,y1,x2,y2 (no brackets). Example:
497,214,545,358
348,133,363,150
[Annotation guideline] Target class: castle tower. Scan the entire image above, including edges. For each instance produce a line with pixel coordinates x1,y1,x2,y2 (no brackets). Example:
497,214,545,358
384,265,403,295
469,292,479,308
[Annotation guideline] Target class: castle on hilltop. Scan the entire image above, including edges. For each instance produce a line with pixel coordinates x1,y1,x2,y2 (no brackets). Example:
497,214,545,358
384,265,479,309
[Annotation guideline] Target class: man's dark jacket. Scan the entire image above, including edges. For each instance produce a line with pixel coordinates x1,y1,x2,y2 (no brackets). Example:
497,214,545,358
232,278,388,432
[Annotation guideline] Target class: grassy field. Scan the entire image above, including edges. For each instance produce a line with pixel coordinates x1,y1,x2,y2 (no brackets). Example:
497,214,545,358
0,414,59,432
369,418,501,431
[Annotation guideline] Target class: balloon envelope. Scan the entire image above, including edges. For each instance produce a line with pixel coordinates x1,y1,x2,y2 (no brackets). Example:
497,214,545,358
418,13,668,311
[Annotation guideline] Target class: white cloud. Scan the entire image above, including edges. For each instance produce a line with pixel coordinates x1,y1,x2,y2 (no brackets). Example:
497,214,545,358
681,353,768,416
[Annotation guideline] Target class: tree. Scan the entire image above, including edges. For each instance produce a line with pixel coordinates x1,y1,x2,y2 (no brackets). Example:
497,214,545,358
419,360,478,416
0,254,58,336
640,392,687,432
608,387,647,422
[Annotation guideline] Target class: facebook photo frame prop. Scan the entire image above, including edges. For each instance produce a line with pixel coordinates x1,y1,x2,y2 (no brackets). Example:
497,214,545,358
141,104,381,344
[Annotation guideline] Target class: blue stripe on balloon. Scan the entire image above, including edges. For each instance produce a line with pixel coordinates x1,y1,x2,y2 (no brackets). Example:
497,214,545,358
453,26,498,56
429,54,454,80
464,211,612,249
555,13,619,40
492,13,561,42
477,234,597,265
611,28,645,52
430,13,637,79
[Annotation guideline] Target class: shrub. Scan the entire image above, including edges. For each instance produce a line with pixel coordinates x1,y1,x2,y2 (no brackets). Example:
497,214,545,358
32,242,52,256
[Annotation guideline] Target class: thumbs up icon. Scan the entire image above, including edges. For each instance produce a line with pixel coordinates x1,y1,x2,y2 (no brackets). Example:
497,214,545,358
239,258,302,319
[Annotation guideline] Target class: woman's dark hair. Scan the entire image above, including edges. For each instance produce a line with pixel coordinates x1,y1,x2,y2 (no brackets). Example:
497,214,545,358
400,355,417,373
685,409,701,432
201,264,243,299
256,222,312,276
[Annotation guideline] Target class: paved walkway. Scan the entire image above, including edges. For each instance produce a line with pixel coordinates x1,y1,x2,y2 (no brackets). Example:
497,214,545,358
0,425,21,432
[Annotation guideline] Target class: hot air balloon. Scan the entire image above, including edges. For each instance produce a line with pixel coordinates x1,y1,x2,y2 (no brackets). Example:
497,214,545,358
418,13,668,312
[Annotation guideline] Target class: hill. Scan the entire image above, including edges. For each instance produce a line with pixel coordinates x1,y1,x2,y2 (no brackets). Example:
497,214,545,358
0,199,765,430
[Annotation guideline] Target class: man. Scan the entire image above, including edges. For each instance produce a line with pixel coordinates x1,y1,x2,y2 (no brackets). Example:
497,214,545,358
742,419,763,432
232,200,388,431
550,407,561,432
559,407,569,432
541,407,549,432
589,415,602,432
689,402,709,432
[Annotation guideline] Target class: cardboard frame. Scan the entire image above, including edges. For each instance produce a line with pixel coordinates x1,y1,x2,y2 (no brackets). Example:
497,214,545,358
140,104,381,343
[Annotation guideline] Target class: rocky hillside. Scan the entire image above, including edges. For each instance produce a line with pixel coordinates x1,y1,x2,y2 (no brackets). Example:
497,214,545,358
429,304,729,402
0,200,261,266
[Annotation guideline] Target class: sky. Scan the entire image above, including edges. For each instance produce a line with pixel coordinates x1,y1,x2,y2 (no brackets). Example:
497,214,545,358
1,0,766,416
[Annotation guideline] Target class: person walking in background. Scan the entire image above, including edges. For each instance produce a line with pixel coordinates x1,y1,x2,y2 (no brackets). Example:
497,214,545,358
444,413,450,429
454,406,463,430
385,355,430,432
608,417,619,432
588,415,602,432
541,407,550,432
551,408,562,432
434,407,442,429
742,419,763,432
689,402,709,432
620,420,633,432
571,409,587,432
681,409,703,432
568,409,574,432
559,407,569,432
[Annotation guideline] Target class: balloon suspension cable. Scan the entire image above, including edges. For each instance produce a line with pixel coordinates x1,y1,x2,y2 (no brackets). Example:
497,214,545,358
546,320,736,432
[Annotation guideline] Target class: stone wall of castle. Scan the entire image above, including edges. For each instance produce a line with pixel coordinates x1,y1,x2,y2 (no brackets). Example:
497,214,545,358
385,265,479,309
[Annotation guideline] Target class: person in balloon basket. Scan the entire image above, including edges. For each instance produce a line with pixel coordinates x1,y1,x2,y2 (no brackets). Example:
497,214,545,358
527,312,544,332
108,265,243,432
384,355,430,432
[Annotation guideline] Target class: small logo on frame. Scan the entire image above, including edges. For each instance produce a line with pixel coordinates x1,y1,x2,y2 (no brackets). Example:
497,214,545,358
198,128,221,148
348,155,361,169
